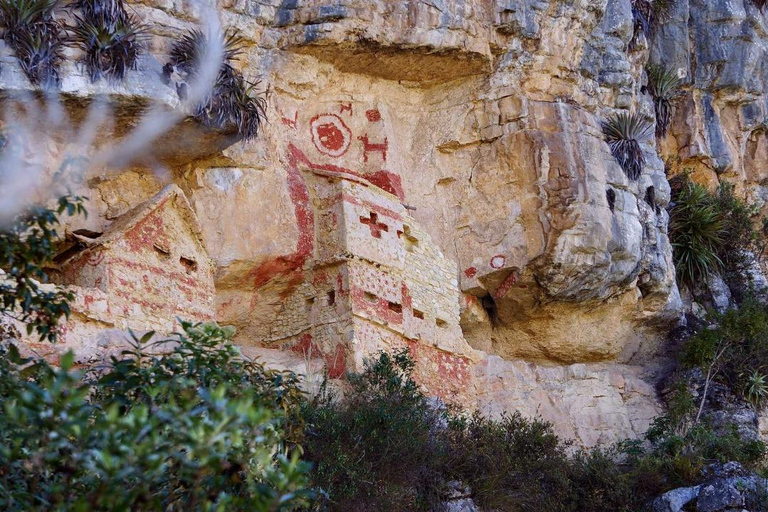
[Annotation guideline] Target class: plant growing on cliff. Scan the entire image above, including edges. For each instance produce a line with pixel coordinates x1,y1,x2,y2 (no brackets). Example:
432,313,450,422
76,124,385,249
602,111,653,180
0,196,85,342
668,177,724,286
630,0,672,48
168,28,266,140
669,175,764,288
647,65,681,138
682,298,768,415
72,0,147,82
750,0,767,11
0,0,66,87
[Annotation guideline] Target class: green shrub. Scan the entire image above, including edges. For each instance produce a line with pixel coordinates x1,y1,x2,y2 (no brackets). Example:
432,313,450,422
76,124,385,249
0,196,86,342
301,349,445,511
603,111,653,180
669,177,724,286
0,324,313,511
714,181,763,280
669,175,764,288
682,298,768,408
445,412,572,511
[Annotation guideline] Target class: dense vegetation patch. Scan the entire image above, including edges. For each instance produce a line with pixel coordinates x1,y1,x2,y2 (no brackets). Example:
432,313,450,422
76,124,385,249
669,174,765,287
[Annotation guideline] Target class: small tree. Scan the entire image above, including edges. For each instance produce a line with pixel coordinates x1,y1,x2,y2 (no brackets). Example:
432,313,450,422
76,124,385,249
0,196,85,342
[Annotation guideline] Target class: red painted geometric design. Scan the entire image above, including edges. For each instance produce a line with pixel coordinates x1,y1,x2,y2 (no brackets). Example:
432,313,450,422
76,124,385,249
359,211,389,238
358,135,388,163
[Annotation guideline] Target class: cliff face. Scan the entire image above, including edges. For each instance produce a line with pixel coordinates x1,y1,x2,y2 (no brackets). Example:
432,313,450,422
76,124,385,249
10,0,768,447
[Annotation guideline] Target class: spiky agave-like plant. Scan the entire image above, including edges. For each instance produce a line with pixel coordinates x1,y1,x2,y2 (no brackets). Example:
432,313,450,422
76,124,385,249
70,0,126,22
169,28,244,75
669,177,724,286
72,13,146,82
647,65,681,138
193,66,266,140
629,0,672,48
0,0,57,38
170,28,265,141
0,0,64,87
602,111,653,180
13,22,65,87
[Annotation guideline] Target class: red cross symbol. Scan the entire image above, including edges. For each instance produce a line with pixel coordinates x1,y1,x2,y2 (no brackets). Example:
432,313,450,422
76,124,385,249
359,212,389,238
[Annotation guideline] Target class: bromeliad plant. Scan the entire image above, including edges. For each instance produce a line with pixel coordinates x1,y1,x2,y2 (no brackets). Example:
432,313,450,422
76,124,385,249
0,0,66,87
602,111,653,180
630,0,672,48
169,27,244,76
168,28,266,141
71,0,147,82
647,64,681,138
668,176,724,286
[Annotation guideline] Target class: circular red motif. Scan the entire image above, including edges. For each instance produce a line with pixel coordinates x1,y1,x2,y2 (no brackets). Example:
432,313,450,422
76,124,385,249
310,114,351,157
490,255,506,269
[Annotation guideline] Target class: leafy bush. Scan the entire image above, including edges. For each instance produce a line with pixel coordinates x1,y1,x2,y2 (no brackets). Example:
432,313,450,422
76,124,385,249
646,65,681,138
714,181,764,280
0,0,66,87
0,196,86,341
168,28,266,140
301,349,445,511
669,177,724,286
681,298,768,410
72,0,147,82
0,323,313,511
603,111,653,180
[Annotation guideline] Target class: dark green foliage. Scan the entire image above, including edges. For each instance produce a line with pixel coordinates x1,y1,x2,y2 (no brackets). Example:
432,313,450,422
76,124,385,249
603,111,653,180
669,177,724,286
647,65,681,138
301,349,445,511
669,175,764,287
0,323,313,511
0,0,65,87
682,298,768,409
72,0,147,82
0,196,85,342
168,28,266,141
714,181,763,279
626,378,765,496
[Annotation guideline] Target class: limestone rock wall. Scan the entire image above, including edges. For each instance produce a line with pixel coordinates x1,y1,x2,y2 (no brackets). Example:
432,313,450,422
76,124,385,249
11,0,768,446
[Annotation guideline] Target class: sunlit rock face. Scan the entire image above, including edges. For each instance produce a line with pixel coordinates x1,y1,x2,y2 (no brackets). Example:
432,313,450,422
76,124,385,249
18,0,768,447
